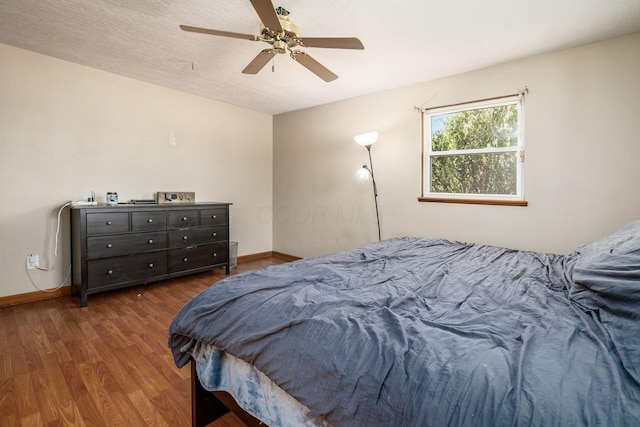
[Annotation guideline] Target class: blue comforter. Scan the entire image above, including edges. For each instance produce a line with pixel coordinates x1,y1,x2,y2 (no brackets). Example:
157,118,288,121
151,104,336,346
169,223,640,426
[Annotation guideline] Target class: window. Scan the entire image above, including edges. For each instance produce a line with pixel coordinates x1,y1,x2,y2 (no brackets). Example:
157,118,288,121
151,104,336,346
420,94,526,206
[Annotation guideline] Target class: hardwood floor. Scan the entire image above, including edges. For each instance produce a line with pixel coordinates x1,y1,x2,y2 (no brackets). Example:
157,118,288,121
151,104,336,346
0,256,289,426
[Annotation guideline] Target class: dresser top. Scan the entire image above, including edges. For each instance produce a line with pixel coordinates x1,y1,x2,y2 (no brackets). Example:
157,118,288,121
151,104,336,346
70,202,232,210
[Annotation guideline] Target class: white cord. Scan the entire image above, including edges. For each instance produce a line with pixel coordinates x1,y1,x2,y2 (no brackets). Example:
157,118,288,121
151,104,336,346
26,201,73,291
39,201,72,269
26,264,71,292
55,202,71,257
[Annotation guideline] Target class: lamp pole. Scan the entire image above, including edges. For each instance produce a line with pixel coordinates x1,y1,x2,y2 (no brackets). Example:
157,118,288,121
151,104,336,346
363,145,381,242
354,131,381,242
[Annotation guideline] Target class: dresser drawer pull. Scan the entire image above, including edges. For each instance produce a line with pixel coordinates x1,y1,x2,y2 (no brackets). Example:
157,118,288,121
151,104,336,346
106,221,112,225
213,253,217,258
107,270,113,275
212,232,217,237
148,239,153,244
183,236,188,240
212,215,217,219
182,217,188,221
148,263,154,268
106,243,113,248
147,218,153,223
183,257,188,262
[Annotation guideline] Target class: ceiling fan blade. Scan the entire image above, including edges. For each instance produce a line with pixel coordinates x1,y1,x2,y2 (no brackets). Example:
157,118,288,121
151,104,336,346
180,25,258,41
299,37,365,50
242,49,276,74
293,51,338,82
250,0,282,32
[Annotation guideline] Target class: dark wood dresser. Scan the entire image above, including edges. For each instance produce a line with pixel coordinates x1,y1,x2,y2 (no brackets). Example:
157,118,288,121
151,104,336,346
70,202,231,306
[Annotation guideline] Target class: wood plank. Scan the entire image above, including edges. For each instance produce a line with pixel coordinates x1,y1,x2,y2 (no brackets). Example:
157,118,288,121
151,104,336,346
63,338,103,365
150,387,192,426
18,315,53,358
13,373,38,420
59,361,90,399
126,389,172,427
0,378,18,423
20,412,43,426
40,353,74,404
64,393,103,427
29,368,60,424
0,335,10,382
5,340,32,378
54,399,87,427
76,362,128,426
109,390,150,426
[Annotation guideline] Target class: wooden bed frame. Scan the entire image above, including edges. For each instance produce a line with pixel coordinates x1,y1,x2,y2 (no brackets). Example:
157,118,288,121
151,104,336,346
191,359,267,427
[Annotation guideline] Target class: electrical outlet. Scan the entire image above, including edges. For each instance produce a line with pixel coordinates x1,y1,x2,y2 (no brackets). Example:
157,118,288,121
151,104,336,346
27,254,39,269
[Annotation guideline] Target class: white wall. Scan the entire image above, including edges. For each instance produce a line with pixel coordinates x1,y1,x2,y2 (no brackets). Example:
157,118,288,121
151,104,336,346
0,43,273,299
3,33,639,299
273,33,640,258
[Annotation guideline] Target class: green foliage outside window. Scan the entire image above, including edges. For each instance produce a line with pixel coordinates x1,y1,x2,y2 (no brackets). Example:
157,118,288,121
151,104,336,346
430,104,518,195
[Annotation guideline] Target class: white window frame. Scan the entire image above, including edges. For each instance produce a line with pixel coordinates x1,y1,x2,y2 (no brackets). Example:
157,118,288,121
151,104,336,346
421,95,526,205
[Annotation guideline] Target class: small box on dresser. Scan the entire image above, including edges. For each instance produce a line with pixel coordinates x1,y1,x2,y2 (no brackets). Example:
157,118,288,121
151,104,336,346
70,202,231,307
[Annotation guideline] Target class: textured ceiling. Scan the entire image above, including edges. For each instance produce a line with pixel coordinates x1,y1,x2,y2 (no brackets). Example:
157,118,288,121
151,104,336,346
1,0,640,115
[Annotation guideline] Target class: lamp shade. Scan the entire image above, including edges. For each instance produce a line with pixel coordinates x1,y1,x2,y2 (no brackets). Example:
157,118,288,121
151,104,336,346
354,131,378,147
357,166,371,180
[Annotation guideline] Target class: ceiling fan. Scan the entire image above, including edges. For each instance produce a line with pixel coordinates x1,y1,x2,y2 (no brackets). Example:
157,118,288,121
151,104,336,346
180,0,364,82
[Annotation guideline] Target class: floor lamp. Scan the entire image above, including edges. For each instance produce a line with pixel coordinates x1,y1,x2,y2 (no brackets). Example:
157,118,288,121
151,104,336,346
355,132,381,242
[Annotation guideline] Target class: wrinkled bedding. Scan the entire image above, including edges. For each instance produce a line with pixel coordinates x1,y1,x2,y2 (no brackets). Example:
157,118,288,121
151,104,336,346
170,222,640,426
189,341,331,427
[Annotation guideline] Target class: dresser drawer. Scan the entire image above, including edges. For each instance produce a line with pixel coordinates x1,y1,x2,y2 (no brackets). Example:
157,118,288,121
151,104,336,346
132,211,166,231
169,243,227,273
200,208,228,226
169,226,228,248
87,231,167,259
168,210,199,228
87,252,168,289
87,212,129,235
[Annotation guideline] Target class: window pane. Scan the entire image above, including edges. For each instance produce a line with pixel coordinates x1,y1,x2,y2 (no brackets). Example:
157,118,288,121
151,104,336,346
431,152,517,195
431,104,518,151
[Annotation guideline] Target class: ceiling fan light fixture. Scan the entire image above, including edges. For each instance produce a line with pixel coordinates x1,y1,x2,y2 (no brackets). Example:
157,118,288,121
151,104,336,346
273,40,287,53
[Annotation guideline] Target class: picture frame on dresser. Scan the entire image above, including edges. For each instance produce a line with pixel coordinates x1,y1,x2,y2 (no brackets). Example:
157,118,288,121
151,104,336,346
70,202,231,307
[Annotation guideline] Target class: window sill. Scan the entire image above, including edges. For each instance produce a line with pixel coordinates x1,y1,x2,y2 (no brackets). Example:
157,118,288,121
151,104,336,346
417,197,528,207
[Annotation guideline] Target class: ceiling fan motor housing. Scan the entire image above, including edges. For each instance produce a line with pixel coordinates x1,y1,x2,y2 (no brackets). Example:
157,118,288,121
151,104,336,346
260,15,299,36
260,15,301,52
276,15,299,36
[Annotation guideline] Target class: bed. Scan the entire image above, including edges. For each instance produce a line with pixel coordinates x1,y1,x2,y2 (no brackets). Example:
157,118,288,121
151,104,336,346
169,221,640,426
